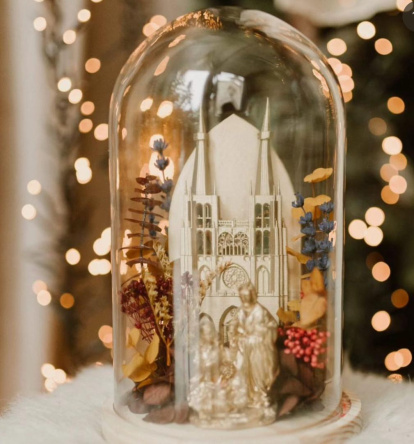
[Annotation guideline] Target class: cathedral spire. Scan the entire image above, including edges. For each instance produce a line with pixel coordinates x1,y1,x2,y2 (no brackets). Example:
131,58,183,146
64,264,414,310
255,98,274,196
193,107,209,195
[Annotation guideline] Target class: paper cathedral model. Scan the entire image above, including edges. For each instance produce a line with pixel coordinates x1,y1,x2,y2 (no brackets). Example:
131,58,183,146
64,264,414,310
105,6,359,444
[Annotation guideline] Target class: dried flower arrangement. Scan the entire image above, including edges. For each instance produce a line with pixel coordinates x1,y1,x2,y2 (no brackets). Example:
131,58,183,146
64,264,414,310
274,167,335,418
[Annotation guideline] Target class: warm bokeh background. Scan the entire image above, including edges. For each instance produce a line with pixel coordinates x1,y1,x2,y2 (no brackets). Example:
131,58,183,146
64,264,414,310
0,0,412,408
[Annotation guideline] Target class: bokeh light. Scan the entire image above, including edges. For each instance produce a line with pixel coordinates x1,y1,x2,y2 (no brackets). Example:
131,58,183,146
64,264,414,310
381,185,399,205
398,348,412,367
371,310,391,332
327,38,347,56
37,290,52,306
364,226,384,247
385,352,401,371
382,136,403,155
154,56,169,76
22,204,37,220
65,248,81,265
391,289,409,308
60,293,75,309
94,123,109,141
63,30,77,45
57,77,72,92
380,164,398,182
140,97,153,112
357,21,376,40
79,118,93,133
368,117,387,136
396,0,413,12
387,97,405,114
365,207,385,227
348,219,367,239
85,58,101,74
41,363,55,378
389,175,407,194
372,261,391,282
390,153,407,171
157,100,173,118
81,101,95,115
68,89,83,104
78,9,91,23
27,179,42,195
32,280,47,294
33,17,47,32
375,38,393,55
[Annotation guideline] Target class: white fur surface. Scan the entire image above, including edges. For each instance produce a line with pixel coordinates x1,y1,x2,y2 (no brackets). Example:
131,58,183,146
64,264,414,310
0,364,412,443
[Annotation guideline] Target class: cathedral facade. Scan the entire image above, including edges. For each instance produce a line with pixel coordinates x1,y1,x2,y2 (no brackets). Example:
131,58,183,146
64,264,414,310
180,101,289,340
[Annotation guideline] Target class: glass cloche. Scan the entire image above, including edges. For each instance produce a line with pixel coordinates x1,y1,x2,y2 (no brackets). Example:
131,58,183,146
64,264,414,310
108,6,347,440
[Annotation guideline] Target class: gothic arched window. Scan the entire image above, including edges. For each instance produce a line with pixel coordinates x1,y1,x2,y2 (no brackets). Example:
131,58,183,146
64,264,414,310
255,203,262,228
234,232,249,255
257,267,269,294
218,232,233,256
196,203,203,228
205,230,212,255
263,203,270,228
255,231,262,255
197,230,204,254
263,230,270,255
205,204,212,228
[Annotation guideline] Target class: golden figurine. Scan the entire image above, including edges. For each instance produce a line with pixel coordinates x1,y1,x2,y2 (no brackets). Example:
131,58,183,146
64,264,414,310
190,283,279,429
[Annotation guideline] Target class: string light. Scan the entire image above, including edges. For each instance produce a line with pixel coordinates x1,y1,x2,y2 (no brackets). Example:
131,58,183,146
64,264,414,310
85,58,101,74
357,21,376,40
396,0,412,12
381,185,399,205
151,15,167,27
365,207,385,227
140,97,153,112
389,175,407,194
77,9,91,23
68,89,83,104
32,280,47,294
88,259,111,275
41,363,55,378
157,100,173,118
348,219,367,239
63,30,77,45
385,352,401,371
382,136,403,155
91,0,103,3
168,34,186,48
380,164,398,182
371,310,391,332
27,179,42,195
364,226,384,247
368,117,387,136
22,204,37,220
65,248,81,265
33,17,47,32
154,56,169,76
390,154,407,171
143,22,158,37
372,261,391,282
74,157,90,170
375,39,393,55
387,97,405,114
37,290,52,306
57,77,72,92
391,289,409,308
81,101,95,115
398,348,412,367
60,293,75,309
327,38,347,56
79,118,93,133
94,123,108,141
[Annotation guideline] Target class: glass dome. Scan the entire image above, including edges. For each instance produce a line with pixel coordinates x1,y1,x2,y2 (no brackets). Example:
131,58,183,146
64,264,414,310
109,7,345,435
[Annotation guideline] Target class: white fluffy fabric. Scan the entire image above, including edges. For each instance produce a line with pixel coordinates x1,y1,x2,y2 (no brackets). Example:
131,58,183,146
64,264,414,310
0,364,413,443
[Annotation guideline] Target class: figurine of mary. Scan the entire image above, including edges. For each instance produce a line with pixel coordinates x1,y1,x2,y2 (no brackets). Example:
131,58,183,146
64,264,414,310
230,283,279,409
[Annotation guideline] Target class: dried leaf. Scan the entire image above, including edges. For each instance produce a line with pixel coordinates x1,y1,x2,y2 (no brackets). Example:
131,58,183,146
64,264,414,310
143,405,175,424
298,293,327,327
143,383,172,406
310,268,325,294
291,233,305,242
279,377,312,397
278,395,300,417
291,195,331,221
130,362,157,383
122,353,145,379
280,352,298,376
145,333,160,364
287,300,301,312
277,308,297,324
304,168,333,184
128,328,141,348
286,247,311,265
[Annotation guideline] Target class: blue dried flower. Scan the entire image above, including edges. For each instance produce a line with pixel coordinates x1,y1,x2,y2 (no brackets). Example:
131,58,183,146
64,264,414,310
155,158,170,171
306,259,316,271
319,218,335,233
299,212,313,225
301,225,316,236
317,255,330,271
292,193,305,208
316,239,333,253
302,238,317,254
161,179,173,193
320,201,334,214
152,139,169,153
149,229,157,238
161,196,171,212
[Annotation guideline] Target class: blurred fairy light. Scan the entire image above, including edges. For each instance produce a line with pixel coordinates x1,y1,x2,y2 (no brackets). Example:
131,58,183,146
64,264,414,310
93,237,111,256
372,261,391,282
396,0,412,11
391,289,409,308
91,0,103,3
157,100,173,118
68,89,83,104
22,204,37,220
122,128,127,140
389,175,407,194
32,280,47,294
76,166,92,184
151,15,167,27
169,34,186,48
42,363,68,393
368,117,387,136
348,219,367,239
390,154,407,171
94,123,109,141
326,38,347,56
382,136,403,155
37,289,52,306
375,38,393,56
33,17,47,32
387,97,405,114
65,248,81,265
85,58,101,74
60,293,75,309
41,363,55,378
364,226,384,247
77,9,91,23
88,258,111,276
63,30,77,45
142,14,167,36
365,207,385,227
27,179,42,195
81,101,95,115
74,157,90,170
380,164,398,182
140,97,153,112
79,118,93,133
381,185,399,205
388,374,403,383
371,310,391,332
356,21,376,40
154,56,170,76
385,349,412,372
57,77,72,92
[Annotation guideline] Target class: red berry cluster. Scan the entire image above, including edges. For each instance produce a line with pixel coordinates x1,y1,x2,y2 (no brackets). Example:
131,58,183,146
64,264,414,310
279,327,330,369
